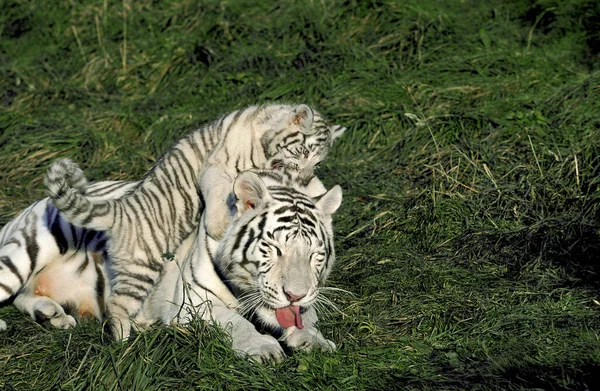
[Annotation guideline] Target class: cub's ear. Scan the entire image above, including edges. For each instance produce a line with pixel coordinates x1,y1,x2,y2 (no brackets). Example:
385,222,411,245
233,172,270,212
331,125,346,142
292,104,314,133
315,185,343,215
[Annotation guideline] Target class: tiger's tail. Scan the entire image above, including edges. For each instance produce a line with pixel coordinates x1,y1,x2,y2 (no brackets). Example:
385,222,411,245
45,159,116,231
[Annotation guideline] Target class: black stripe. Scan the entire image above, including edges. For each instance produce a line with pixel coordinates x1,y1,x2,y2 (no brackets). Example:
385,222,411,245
153,176,177,231
187,133,205,162
118,270,157,285
222,109,245,142
235,156,241,173
298,216,316,228
113,289,144,301
230,218,249,257
76,253,90,274
276,215,296,224
85,181,131,197
241,228,256,268
0,256,24,285
21,214,39,275
199,121,210,152
0,281,13,295
94,256,106,315
49,212,69,255
132,193,163,254
256,214,266,234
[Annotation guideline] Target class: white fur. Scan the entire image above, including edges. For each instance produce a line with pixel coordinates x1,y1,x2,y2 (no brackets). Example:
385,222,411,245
140,172,342,362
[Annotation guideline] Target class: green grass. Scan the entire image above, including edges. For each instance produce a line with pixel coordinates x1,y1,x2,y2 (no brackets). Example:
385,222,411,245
1,0,600,389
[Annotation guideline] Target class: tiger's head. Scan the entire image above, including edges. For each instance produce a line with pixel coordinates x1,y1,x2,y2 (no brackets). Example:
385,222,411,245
262,104,346,184
215,169,342,332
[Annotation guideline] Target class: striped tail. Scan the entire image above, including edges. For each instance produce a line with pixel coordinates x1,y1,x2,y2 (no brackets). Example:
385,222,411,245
45,159,116,231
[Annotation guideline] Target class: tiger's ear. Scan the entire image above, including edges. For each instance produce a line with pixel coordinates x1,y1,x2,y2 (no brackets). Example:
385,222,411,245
331,125,346,142
315,185,342,215
292,104,314,133
233,172,270,212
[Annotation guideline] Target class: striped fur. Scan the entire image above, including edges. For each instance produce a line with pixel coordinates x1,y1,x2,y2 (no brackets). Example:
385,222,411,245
44,103,345,339
0,170,342,363
139,169,342,362
0,181,135,330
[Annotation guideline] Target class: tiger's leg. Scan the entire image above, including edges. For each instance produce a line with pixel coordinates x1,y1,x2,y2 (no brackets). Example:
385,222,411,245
106,300,133,340
106,262,164,340
199,166,234,240
13,292,76,329
150,261,285,362
280,307,336,352
210,304,286,363
174,287,285,363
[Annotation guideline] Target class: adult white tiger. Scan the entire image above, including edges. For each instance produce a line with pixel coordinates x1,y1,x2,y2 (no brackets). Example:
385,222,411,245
43,103,345,340
139,168,342,361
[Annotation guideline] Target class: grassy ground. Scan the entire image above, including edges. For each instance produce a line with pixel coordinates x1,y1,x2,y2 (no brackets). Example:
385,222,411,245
1,0,600,389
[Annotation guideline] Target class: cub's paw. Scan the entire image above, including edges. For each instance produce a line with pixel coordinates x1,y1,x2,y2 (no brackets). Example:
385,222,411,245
233,333,286,364
0,319,7,331
107,315,133,341
34,298,77,329
283,328,336,353
205,207,229,240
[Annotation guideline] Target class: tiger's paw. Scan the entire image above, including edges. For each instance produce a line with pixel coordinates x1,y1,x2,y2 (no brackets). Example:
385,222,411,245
33,298,77,329
283,327,336,353
205,207,230,240
233,333,286,364
108,315,132,341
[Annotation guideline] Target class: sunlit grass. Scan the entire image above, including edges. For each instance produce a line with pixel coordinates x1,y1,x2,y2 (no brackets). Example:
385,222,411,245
1,0,599,389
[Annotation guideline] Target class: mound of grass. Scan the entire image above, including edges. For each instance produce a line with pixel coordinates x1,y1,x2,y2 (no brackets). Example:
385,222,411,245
1,0,599,389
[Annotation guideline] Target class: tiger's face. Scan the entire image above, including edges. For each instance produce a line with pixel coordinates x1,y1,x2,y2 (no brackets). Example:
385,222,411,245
216,170,342,331
264,104,346,184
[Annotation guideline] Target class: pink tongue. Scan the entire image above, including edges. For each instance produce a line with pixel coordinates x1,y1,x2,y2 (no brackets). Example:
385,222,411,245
275,305,304,329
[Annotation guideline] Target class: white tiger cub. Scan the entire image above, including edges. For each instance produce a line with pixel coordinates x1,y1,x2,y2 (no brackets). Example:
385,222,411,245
0,181,135,331
138,169,342,362
44,103,345,340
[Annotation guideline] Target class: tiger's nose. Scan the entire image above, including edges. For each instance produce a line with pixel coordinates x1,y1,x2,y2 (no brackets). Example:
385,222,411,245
284,289,306,303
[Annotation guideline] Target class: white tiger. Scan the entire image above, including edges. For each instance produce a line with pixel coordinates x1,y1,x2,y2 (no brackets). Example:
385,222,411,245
0,170,342,363
139,169,342,361
42,103,345,340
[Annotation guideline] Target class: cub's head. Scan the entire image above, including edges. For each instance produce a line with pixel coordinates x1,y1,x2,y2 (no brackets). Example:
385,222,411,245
216,170,342,331
263,104,346,183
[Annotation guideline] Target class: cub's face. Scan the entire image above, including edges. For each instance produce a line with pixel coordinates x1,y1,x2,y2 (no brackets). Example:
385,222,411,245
265,105,346,184
216,171,342,331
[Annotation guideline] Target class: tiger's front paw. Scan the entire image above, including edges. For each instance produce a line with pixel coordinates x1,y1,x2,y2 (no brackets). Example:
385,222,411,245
33,298,77,329
283,327,336,353
233,333,286,363
205,206,230,240
108,314,132,341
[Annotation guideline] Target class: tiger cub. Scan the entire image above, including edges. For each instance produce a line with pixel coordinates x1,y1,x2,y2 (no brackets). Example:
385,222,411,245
44,103,345,339
138,169,342,362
